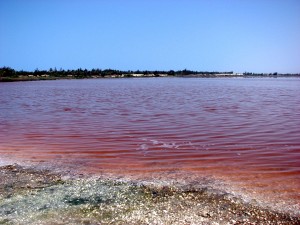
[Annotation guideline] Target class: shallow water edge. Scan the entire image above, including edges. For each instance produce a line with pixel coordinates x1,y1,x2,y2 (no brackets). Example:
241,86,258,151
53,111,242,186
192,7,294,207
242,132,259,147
0,162,299,225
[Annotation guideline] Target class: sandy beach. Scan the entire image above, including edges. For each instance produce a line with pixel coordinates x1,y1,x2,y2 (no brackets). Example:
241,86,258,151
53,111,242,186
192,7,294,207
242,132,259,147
1,163,299,225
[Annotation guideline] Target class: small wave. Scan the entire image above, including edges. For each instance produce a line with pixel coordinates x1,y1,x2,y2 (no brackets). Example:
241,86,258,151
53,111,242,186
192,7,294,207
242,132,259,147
137,144,148,150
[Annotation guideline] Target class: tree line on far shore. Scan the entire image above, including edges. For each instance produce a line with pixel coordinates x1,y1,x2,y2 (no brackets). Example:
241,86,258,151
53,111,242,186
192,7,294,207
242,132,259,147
0,66,299,81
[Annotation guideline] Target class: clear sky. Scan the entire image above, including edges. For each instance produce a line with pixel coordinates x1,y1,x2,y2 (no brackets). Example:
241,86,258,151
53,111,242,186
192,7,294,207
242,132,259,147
0,0,299,73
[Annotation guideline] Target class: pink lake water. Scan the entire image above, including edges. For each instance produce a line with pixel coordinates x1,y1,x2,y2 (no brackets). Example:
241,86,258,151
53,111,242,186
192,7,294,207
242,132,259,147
0,77,300,208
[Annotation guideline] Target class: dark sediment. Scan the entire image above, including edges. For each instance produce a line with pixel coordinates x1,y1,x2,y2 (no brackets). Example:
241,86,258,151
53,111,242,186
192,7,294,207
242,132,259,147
0,164,299,225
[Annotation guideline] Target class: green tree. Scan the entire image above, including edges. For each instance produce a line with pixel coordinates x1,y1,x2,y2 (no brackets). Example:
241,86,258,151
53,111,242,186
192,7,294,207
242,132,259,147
0,67,16,77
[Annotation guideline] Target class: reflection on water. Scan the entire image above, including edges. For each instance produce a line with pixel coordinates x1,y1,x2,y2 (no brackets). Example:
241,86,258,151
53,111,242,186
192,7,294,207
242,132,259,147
1,77,300,205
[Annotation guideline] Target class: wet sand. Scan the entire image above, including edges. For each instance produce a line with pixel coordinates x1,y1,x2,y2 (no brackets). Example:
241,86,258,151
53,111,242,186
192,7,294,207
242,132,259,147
0,164,299,225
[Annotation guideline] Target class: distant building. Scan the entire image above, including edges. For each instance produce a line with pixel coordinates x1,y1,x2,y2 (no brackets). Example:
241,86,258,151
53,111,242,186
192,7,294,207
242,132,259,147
131,74,144,77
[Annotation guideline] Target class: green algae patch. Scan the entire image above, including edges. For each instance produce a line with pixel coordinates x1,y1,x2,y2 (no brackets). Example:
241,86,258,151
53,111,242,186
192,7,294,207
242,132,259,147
0,164,299,225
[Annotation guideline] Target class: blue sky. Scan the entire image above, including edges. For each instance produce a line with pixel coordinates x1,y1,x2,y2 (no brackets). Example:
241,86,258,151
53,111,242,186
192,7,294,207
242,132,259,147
0,0,299,73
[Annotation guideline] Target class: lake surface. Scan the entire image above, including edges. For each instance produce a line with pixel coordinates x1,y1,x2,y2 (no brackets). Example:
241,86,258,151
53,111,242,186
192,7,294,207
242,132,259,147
1,77,300,209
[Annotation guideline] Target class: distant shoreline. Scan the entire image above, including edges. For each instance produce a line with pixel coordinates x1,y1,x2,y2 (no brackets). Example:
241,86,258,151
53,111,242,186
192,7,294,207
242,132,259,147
1,67,299,82
1,74,300,82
